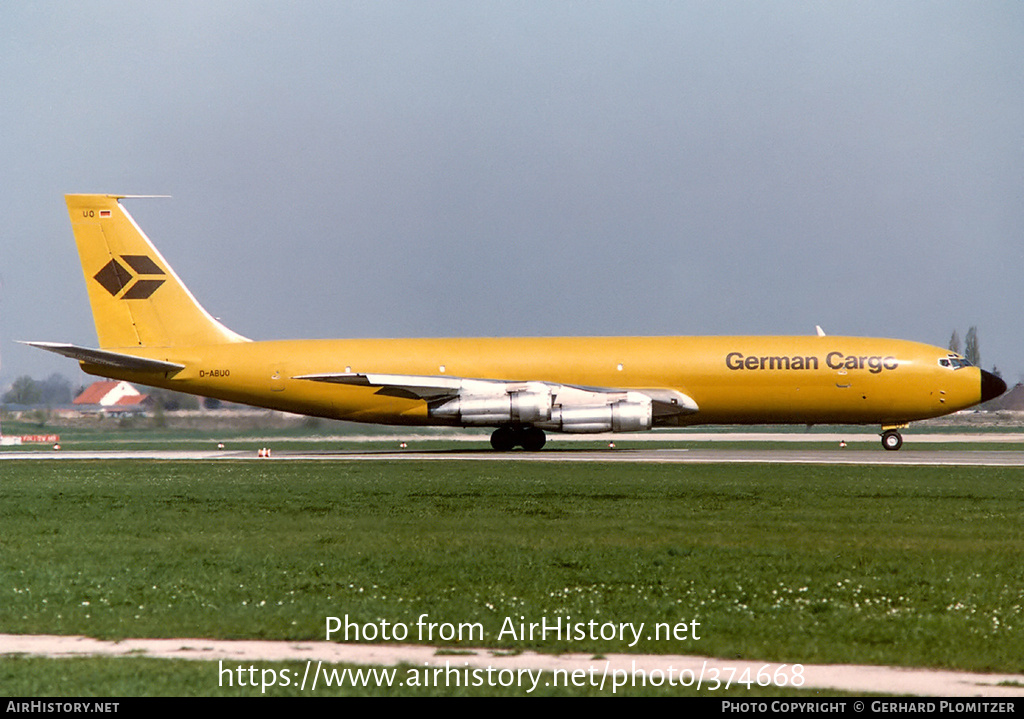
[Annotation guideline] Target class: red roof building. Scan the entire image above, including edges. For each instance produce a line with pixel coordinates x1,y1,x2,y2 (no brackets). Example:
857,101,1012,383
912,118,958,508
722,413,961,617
73,381,150,415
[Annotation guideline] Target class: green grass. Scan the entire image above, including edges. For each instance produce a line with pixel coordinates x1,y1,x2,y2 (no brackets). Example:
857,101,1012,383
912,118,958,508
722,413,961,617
2,459,1024,694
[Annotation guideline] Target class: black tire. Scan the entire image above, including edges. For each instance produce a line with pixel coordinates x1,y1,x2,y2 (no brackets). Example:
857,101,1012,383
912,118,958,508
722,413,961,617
490,426,517,451
520,427,547,452
881,431,903,451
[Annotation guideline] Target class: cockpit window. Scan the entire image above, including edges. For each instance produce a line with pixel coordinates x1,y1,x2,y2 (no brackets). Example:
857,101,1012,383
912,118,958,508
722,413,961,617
940,355,973,370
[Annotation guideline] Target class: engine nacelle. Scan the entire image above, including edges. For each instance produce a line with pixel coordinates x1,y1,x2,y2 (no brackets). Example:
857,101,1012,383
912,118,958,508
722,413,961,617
430,387,552,425
537,396,653,433
428,382,659,433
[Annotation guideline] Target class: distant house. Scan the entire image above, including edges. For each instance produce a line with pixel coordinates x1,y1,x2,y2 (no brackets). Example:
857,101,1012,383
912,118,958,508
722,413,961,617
983,382,1024,411
73,381,151,417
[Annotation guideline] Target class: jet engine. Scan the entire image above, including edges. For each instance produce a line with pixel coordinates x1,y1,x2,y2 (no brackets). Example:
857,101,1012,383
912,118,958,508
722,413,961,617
429,383,654,433
430,385,553,425
537,394,653,433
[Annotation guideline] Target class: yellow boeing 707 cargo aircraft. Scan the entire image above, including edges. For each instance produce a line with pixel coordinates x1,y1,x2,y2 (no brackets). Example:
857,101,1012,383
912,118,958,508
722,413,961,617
26,194,1006,451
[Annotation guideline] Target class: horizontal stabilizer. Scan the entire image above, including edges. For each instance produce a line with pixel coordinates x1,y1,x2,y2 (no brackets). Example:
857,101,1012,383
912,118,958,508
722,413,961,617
21,342,185,374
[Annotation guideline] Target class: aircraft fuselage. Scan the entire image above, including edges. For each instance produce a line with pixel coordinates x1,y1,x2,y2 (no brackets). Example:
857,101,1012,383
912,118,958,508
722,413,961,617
84,334,992,428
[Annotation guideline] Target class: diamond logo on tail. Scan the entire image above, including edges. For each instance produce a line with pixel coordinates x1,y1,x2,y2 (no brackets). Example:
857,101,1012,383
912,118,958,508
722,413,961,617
94,255,166,299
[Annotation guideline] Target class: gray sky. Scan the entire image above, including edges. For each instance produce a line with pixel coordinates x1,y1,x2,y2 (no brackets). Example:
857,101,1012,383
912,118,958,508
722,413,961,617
2,1,1022,387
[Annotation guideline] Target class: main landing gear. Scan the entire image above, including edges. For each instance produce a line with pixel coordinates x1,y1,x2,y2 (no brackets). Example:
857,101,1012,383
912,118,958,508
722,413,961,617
881,430,903,451
490,425,547,452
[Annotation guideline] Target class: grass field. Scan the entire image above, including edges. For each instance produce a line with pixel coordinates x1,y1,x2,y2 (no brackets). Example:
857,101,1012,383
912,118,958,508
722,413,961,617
3,457,1024,690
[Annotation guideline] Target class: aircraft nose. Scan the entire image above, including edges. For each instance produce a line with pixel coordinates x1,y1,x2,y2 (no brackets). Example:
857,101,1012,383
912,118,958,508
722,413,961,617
980,369,1007,403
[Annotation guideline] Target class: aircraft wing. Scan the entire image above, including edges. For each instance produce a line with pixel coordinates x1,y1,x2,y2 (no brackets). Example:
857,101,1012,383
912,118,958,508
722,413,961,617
20,341,185,374
293,371,698,430
293,372,465,400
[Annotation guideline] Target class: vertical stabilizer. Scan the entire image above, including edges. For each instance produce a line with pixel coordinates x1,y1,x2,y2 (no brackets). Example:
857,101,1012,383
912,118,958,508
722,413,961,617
65,194,248,348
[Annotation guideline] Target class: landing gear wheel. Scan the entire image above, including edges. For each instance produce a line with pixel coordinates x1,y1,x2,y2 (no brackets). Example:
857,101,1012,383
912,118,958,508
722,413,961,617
881,431,903,451
520,427,547,452
490,426,517,452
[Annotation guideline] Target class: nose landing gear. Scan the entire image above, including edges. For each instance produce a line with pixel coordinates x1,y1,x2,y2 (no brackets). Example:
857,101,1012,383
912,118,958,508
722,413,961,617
881,429,903,451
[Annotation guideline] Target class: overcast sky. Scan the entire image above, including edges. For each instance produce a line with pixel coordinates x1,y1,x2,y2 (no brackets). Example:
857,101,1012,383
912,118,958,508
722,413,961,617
2,1,1022,387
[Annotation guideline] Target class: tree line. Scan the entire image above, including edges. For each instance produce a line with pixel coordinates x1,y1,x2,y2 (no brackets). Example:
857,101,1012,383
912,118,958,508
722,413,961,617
2,373,74,406
949,326,1001,378
2,373,200,410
